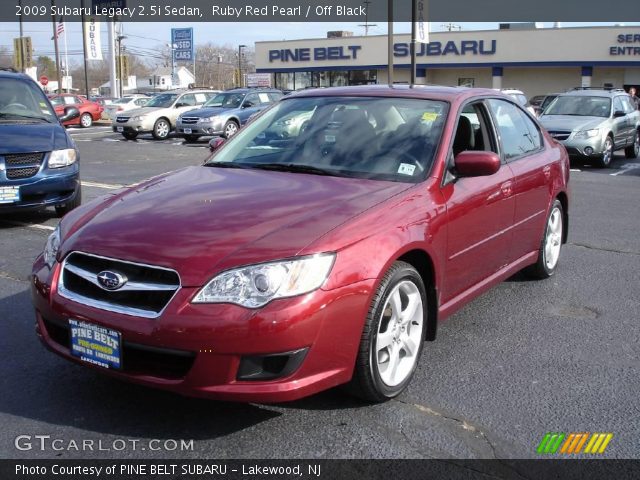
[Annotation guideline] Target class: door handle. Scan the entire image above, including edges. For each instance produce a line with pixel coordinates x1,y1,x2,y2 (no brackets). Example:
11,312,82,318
500,181,513,197
543,165,551,179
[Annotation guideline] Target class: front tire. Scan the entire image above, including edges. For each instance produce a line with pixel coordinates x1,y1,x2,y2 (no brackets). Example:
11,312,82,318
55,185,82,218
524,199,564,279
596,136,614,168
222,120,239,138
624,130,639,159
152,118,170,140
80,113,93,128
122,131,138,140
347,262,427,402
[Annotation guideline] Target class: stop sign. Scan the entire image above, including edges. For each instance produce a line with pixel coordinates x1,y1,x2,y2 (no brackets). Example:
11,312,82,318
40,75,48,86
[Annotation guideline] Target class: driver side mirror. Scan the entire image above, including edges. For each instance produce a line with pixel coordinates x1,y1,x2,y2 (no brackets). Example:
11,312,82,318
175,102,187,108
454,151,501,177
613,110,626,118
58,106,80,123
242,101,254,109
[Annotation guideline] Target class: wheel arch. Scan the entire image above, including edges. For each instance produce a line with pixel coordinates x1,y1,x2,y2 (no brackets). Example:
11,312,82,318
156,116,172,128
396,249,438,341
555,191,569,244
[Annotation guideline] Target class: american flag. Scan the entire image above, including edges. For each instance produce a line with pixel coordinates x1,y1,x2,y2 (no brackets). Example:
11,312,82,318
55,18,65,39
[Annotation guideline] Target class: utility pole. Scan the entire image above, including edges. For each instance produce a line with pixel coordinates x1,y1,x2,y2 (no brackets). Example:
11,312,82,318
108,21,117,98
411,0,417,85
117,34,126,97
387,0,393,86
51,0,62,93
238,45,246,88
358,0,377,36
19,0,25,73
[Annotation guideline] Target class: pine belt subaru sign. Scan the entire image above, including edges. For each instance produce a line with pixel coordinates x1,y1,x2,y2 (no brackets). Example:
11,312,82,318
172,28,194,62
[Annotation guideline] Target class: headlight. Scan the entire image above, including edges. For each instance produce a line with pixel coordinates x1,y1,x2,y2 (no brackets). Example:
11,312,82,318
131,115,145,121
43,225,61,269
48,149,77,169
573,128,600,139
192,253,336,308
200,116,218,123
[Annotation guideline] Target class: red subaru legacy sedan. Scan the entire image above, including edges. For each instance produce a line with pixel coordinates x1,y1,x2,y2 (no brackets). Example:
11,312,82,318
32,86,569,403
49,94,103,128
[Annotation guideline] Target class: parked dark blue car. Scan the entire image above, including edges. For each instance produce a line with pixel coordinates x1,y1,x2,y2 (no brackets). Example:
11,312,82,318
175,88,283,141
0,70,81,217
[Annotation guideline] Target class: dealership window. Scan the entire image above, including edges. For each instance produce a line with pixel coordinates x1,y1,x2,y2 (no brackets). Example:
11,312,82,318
349,70,377,85
331,71,348,87
315,71,331,87
458,78,475,87
274,72,294,91
296,71,311,89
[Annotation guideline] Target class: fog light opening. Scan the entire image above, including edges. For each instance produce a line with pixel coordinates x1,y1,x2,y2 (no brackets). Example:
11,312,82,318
584,147,594,155
237,348,308,381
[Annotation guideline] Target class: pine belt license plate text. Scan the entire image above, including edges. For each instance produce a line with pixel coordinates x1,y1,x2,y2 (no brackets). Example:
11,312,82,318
183,128,192,134
69,319,122,369
0,186,20,204
117,126,124,132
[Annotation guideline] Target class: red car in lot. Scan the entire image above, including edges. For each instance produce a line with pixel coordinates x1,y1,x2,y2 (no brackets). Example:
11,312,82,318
32,86,570,403
48,94,103,128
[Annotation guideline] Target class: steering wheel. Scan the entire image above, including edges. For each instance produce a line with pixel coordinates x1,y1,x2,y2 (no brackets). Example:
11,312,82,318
4,102,29,110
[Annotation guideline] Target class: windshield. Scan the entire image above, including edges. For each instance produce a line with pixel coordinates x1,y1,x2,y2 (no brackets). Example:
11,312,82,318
145,93,178,108
205,96,449,183
204,92,245,108
0,78,56,122
540,95,557,111
114,97,135,104
544,96,611,117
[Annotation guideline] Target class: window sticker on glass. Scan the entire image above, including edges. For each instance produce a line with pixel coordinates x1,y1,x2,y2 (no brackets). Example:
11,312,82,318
325,135,336,143
398,163,416,176
421,112,439,122
195,93,207,103
258,93,270,103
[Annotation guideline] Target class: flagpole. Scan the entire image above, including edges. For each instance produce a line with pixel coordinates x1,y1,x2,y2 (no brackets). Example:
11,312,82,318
51,0,62,93
81,0,90,98
411,0,416,85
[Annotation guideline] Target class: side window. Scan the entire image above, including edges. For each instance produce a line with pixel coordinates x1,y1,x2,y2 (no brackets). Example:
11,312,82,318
488,99,542,160
179,94,196,107
244,93,260,107
622,97,635,114
613,97,625,114
64,96,76,105
257,92,272,105
268,92,284,102
134,98,147,106
455,102,498,156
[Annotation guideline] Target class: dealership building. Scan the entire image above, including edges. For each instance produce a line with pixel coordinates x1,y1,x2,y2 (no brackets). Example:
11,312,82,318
255,25,640,97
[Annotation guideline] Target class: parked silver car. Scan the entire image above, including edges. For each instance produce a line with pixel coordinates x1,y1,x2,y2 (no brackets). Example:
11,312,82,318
112,89,218,140
539,88,640,167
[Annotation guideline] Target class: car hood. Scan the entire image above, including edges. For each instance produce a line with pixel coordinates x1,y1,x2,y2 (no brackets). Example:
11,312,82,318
120,106,166,117
0,122,71,154
539,115,607,132
60,166,410,286
180,106,234,118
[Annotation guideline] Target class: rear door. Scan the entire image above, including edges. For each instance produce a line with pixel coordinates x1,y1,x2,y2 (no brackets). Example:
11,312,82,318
441,100,516,302
612,96,629,147
487,98,552,263
238,93,261,125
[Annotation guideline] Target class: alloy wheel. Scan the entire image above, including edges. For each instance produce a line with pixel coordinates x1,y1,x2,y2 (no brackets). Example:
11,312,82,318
602,137,613,166
544,205,563,271
225,122,238,137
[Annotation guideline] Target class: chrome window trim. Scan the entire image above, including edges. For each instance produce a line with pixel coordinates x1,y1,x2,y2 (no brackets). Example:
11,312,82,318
57,251,182,319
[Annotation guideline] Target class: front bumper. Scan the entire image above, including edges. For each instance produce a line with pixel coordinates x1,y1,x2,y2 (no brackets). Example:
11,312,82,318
176,119,224,136
558,135,606,158
31,255,374,403
0,168,79,212
112,118,155,134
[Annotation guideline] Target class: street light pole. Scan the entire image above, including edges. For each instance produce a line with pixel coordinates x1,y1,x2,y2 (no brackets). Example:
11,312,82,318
238,44,246,88
117,35,126,97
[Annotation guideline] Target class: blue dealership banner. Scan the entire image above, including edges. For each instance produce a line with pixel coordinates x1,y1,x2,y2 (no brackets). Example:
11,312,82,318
171,28,194,62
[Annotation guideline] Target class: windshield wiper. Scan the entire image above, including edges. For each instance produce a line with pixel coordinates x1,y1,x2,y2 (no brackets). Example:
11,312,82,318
249,163,335,176
203,162,254,169
0,112,53,123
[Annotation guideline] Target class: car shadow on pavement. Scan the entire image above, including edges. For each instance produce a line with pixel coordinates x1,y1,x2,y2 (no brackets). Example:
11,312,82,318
0,209,59,227
0,289,280,442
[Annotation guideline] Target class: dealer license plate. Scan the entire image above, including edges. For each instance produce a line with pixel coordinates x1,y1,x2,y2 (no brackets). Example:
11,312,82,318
69,319,122,369
0,186,20,204
183,128,192,134
117,126,124,132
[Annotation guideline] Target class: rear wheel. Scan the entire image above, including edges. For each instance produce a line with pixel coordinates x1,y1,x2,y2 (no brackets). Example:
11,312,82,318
152,118,170,140
122,131,138,140
624,130,639,159
524,199,564,279
347,262,427,402
55,185,82,218
596,136,614,168
79,113,93,128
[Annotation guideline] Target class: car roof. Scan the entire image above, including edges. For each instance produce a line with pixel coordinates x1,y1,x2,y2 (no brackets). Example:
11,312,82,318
287,84,507,102
561,88,627,97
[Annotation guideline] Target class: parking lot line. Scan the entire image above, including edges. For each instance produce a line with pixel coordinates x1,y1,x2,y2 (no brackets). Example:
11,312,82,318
81,180,125,190
0,220,55,231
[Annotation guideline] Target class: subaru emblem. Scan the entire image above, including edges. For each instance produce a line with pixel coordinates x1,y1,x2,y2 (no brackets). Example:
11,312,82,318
97,271,128,291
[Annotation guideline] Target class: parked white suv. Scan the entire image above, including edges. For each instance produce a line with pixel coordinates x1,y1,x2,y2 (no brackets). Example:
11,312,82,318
499,88,536,116
104,95,150,121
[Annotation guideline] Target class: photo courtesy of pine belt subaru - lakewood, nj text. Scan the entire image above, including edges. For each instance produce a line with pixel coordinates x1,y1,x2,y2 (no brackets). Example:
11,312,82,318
0,70,82,217
32,85,570,403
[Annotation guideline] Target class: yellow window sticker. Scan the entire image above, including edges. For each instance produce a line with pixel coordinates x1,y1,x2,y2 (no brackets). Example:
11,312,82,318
421,112,439,122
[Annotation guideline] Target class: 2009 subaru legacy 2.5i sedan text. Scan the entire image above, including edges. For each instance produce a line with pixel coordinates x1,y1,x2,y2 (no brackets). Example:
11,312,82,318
32,85,570,403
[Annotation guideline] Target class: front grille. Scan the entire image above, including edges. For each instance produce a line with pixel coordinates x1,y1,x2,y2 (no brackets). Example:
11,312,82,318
548,130,571,141
42,317,195,379
180,117,199,125
7,166,39,179
5,152,45,166
59,252,181,318
116,116,130,123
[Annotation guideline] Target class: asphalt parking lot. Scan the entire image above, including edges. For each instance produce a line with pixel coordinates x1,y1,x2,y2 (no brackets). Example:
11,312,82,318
1,126,639,460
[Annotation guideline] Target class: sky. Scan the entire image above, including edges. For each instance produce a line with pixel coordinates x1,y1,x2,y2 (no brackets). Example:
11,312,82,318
1,21,639,67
